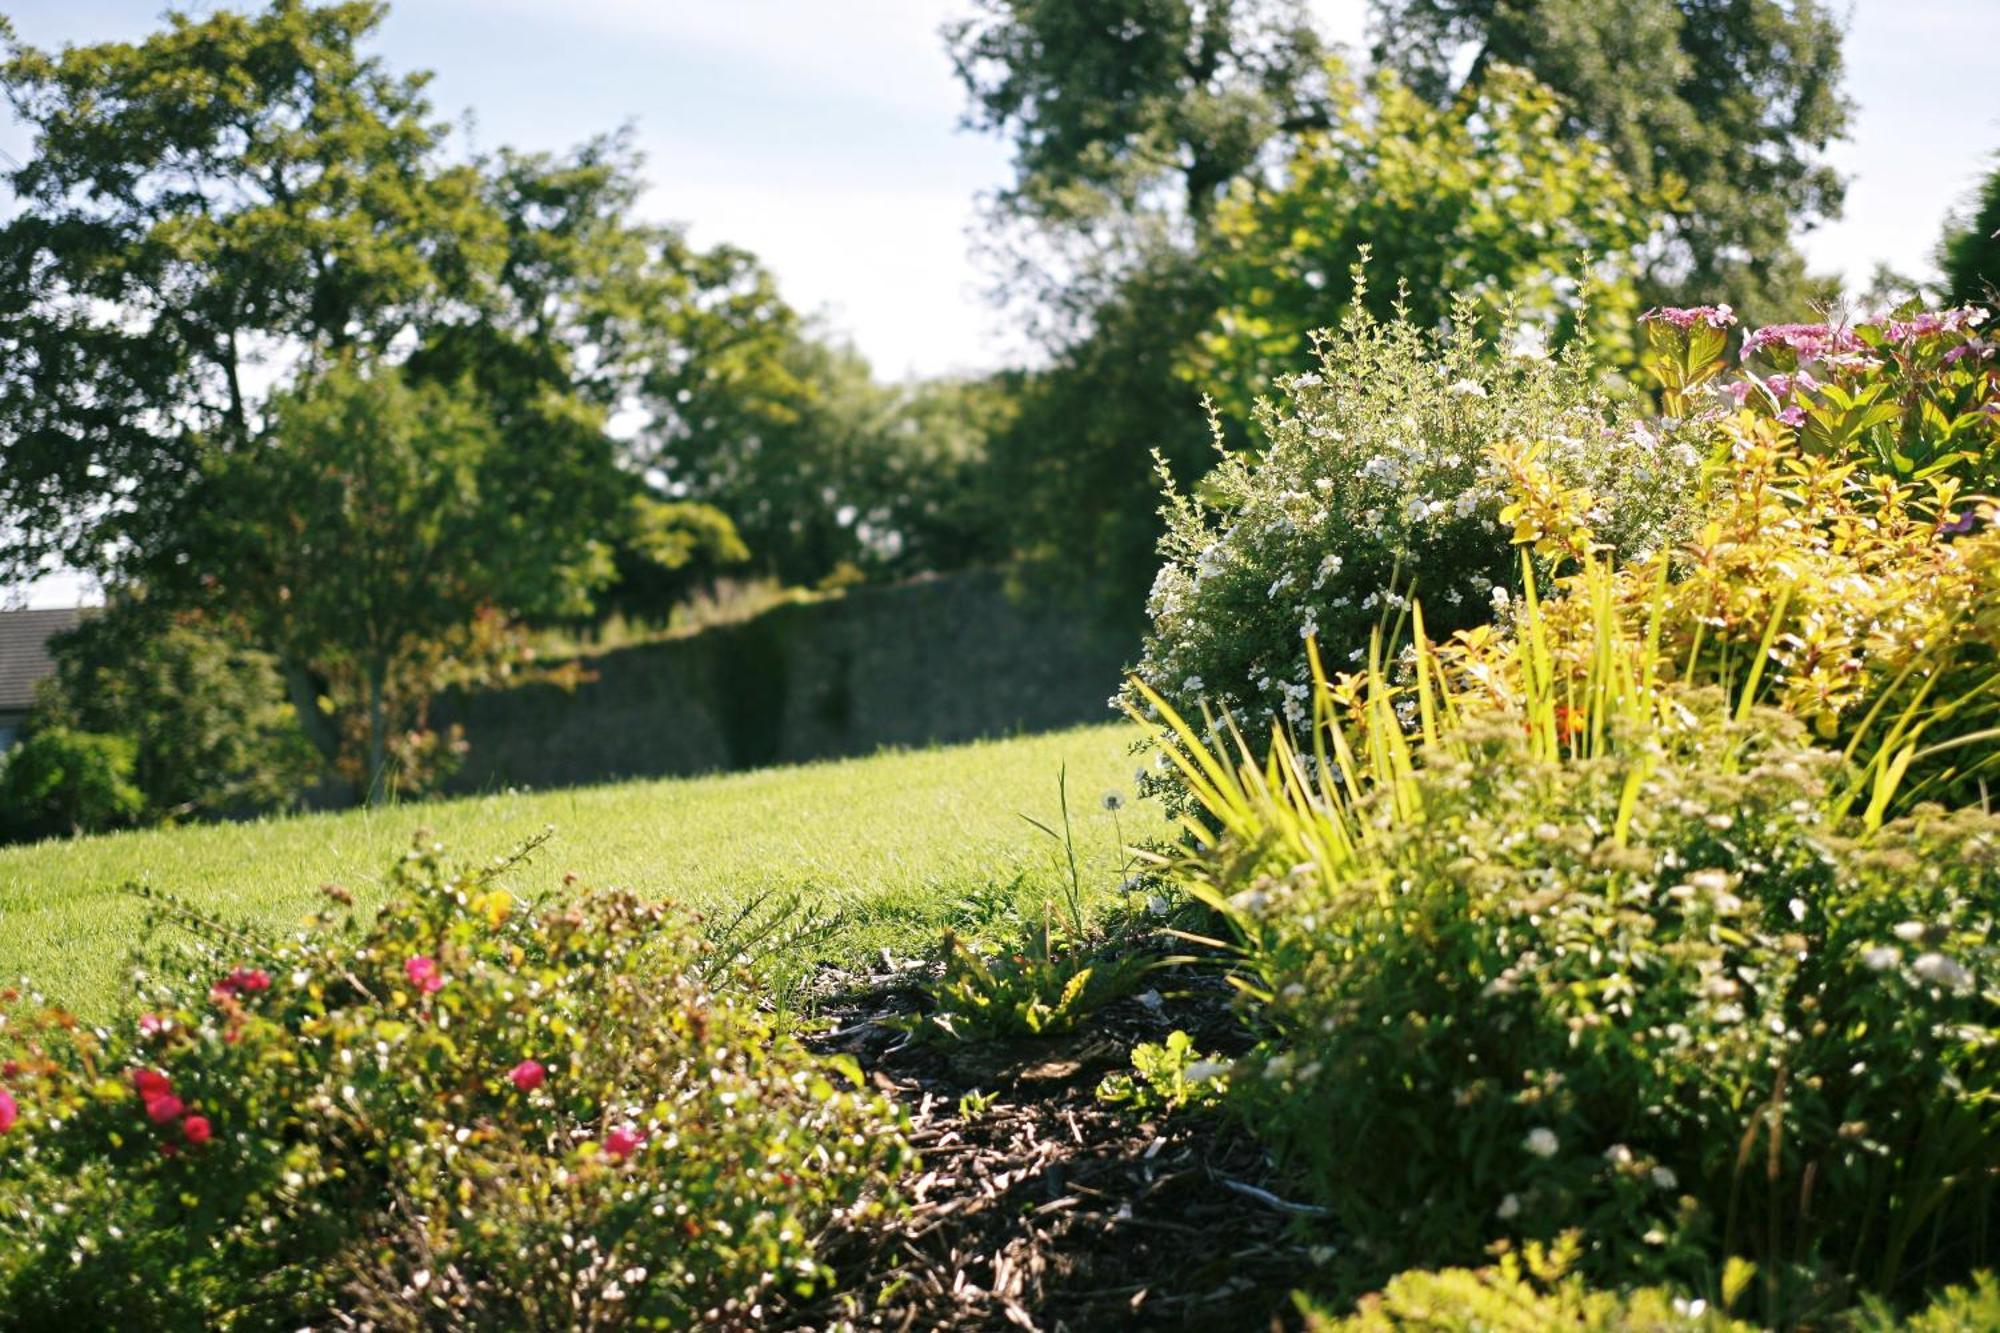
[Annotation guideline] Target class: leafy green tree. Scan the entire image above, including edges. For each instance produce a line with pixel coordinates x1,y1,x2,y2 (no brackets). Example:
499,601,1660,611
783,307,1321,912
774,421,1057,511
986,251,1223,617
1368,0,1851,315
0,0,496,584
1195,63,1649,428
0,728,145,843
192,362,605,800
600,497,751,623
1939,154,2000,306
945,0,1331,236
35,602,320,821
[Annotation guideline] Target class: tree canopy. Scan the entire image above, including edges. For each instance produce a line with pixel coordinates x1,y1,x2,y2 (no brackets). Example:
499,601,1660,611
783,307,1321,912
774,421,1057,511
1368,0,1851,314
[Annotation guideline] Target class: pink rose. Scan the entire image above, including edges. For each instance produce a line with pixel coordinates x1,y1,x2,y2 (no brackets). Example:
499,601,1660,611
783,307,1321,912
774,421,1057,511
604,1124,645,1161
508,1059,546,1092
144,1093,185,1124
181,1114,212,1146
0,1088,17,1135
404,956,445,994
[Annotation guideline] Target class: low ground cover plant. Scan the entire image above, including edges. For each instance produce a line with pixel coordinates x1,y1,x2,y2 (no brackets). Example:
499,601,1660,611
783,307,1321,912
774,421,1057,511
0,832,908,1328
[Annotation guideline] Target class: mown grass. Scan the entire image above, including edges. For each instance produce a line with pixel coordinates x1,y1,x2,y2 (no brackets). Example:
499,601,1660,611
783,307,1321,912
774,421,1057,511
0,723,1163,1018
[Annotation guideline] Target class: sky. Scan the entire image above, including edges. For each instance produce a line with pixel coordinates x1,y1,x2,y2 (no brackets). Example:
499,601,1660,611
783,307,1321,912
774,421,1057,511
2,0,1997,607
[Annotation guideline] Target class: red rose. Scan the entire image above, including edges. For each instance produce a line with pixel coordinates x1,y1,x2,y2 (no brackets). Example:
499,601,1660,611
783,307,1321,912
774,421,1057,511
509,1059,546,1092
131,1068,172,1098
181,1114,212,1146
144,1093,185,1124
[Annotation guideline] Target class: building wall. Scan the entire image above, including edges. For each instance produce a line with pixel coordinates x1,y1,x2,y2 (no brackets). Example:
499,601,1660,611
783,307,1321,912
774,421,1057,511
436,571,1136,792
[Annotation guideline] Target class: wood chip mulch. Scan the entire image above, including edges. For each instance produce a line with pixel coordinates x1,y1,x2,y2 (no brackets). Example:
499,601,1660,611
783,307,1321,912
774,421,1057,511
772,963,1334,1331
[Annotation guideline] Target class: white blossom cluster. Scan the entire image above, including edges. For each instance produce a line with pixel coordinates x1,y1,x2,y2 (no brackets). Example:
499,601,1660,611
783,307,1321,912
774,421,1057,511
1126,306,1702,765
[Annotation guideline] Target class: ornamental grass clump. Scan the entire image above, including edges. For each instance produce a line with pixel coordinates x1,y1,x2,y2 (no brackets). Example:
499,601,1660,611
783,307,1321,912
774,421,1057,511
0,832,908,1329
1127,281,1701,753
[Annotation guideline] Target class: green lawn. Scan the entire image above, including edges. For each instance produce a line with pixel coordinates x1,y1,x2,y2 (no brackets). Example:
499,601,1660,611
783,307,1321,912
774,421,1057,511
0,723,1163,1017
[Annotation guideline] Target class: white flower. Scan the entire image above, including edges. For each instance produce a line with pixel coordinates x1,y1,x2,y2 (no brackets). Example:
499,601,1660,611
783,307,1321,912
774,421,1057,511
1182,675,1205,696
1862,945,1902,972
1183,1060,1230,1083
1496,1193,1522,1220
1100,790,1126,812
1892,920,1928,943
1523,1127,1560,1159
1448,378,1489,398
1146,894,1170,918
1603,1144,1634,1168
1651,1165,1678,1191
1911,952,1974,992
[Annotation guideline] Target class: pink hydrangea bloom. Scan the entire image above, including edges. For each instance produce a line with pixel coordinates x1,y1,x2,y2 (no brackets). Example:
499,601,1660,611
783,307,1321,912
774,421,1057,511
604,1124,646,1161
1883,306,1988,343
1641,304,1735,330
1742,322,1866,363
405,956,445,994
508,1059,546,1092
0,1088,17,1134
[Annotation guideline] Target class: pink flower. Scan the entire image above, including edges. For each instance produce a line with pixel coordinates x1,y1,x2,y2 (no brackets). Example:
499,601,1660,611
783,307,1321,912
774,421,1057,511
144,1093,185,1124
0,1088,17,1135
604,1124,645,1162
1641,304,1735,330
1743,321,1866,364
404,956,445,995
131,1068,172,1099
139,1013,170,1037
1778,405,1807,427
508,1059,546,1092
181,1114,212,1146
210,968,270,1002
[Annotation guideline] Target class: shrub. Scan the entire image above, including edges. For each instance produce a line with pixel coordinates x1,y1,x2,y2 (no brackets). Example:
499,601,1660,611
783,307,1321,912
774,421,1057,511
0,726,145,842
0,833,909,1326
1473,304,2000,813
1298,1234,1756,1331
1127,290,1701,757
34,601,321,821
1139,624,2000,1322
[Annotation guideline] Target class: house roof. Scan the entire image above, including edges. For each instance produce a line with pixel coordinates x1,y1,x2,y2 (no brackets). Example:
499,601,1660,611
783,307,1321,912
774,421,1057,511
0,607,84,714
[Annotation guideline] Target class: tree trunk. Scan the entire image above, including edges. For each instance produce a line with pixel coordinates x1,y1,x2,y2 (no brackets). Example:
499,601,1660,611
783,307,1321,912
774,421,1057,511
366,660,389,805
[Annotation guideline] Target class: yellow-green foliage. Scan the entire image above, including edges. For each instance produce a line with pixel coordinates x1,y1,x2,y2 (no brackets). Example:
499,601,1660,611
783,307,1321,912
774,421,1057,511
1300,1236,1756,1332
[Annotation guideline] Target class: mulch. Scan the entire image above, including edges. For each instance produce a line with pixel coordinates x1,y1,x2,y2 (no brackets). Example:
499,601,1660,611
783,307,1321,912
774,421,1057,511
772,960,1334,1332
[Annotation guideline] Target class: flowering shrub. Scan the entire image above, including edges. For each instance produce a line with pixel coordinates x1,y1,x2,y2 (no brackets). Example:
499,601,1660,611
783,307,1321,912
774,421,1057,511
0,832,908,1327
1477,302,2000,811
1148,681,2000,1320
1127,291,1701,760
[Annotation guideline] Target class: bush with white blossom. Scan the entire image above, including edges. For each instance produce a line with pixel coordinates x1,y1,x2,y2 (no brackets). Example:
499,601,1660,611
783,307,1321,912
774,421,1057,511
1126,291,1702,748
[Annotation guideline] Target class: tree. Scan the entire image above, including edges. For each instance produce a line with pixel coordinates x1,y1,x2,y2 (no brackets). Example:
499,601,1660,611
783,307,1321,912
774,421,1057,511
192,362,601,799
0,728,145,843
35,601,320,821
1194,64,1649,429
1939,154,2000,306
1368,0,1851,316
945,0,1331,238
600,498,750,623
0,1,495,585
